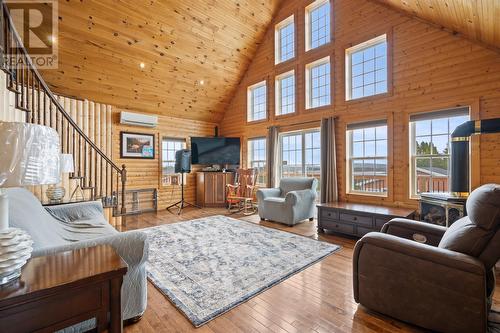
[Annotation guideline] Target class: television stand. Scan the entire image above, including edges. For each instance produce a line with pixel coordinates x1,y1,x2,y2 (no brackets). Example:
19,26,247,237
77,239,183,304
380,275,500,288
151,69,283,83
196,171,234,207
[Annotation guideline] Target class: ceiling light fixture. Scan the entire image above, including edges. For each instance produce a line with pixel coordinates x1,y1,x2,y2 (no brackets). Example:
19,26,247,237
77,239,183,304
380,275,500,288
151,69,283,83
140,62,145,69
199,80,205,85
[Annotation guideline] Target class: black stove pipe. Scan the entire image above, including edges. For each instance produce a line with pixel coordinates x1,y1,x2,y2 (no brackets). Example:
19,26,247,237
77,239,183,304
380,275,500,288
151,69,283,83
450,118,500,196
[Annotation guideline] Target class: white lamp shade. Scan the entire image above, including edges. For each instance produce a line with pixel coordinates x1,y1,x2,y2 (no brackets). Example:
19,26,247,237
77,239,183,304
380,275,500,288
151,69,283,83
0,122,61,187
60,154,75,173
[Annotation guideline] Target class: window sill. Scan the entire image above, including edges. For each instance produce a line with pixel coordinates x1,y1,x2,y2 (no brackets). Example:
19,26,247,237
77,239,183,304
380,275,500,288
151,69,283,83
347,191,388,198
346,91,392,104
304,104,332,113
246,118,268,125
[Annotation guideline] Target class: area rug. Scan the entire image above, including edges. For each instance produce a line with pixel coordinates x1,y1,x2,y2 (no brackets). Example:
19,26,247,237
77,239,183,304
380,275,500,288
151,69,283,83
143,215,340,327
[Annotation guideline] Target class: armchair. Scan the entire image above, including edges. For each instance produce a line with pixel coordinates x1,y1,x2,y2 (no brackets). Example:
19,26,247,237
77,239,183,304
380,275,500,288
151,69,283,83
353,184,500,333
256,177,318,226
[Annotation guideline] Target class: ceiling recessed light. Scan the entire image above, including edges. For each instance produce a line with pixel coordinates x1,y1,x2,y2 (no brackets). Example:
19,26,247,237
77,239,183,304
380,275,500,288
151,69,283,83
199,80,205,85
139,62,145,69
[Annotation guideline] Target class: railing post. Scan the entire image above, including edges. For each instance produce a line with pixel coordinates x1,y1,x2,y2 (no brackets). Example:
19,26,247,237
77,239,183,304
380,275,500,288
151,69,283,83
120,164,127,216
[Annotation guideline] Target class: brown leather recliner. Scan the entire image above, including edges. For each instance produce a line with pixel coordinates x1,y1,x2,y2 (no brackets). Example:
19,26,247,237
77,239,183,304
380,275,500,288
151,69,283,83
353,184,500,333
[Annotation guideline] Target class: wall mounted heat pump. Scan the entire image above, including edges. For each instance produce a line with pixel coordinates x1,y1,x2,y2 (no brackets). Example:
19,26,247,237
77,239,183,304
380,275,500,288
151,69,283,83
120,111,158,128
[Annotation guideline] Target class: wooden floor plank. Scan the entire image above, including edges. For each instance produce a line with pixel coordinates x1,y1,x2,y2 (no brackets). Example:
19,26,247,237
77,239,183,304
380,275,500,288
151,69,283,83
122,207,499,333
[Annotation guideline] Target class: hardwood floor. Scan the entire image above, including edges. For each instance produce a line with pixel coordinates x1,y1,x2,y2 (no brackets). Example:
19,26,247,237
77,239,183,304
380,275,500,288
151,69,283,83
121,208,499,333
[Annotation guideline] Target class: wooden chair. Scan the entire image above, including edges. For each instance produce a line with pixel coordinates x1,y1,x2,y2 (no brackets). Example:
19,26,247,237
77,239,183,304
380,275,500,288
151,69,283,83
226,168,258,215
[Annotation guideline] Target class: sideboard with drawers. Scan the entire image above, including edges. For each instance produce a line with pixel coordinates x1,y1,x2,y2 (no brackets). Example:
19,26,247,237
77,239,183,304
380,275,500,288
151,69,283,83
317,202,416,237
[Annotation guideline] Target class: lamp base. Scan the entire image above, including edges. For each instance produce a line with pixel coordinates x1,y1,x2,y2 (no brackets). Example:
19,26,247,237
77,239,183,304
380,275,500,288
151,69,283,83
46,185,66,202
0,228,33,286
0,268,21,286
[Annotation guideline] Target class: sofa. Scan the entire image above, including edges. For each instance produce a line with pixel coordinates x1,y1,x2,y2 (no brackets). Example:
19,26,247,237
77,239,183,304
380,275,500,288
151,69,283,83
7,188,149,332
353,184,500,333
256,177,318,226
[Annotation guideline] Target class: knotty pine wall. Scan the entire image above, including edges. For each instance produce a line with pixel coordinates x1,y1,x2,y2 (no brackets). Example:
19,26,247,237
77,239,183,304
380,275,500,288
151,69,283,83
112,110,218,210
0,72,118,224
220,0,500,209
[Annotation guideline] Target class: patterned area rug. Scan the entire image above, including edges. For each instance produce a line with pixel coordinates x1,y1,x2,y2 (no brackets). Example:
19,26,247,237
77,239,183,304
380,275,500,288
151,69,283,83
143,215,340,327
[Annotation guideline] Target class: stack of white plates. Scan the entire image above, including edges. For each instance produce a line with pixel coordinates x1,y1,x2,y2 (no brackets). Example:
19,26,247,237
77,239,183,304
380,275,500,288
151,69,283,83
0,228,33,285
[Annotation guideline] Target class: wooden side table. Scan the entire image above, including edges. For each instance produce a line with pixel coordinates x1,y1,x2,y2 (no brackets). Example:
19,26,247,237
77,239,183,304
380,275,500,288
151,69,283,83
0,245,128,333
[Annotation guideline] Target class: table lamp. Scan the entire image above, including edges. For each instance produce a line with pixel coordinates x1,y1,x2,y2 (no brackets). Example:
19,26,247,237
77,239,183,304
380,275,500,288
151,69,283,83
46,153,74,202
0,122,61,285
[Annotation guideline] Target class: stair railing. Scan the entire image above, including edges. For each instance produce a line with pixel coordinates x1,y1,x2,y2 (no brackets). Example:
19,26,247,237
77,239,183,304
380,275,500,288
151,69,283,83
0,2,127,216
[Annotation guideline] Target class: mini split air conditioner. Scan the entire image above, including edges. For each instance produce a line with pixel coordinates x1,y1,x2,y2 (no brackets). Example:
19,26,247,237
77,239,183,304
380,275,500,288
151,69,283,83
120,111,158,128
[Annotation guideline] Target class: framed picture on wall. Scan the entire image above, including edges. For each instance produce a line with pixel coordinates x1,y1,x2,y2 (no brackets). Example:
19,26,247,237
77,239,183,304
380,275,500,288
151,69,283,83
120,132,155,159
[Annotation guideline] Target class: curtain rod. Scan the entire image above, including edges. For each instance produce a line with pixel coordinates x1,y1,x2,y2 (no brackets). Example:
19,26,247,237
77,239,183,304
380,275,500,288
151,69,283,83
266,116,338,129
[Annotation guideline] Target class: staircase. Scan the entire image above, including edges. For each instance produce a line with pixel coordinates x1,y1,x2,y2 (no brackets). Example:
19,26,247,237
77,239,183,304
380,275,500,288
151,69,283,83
0,2,127,216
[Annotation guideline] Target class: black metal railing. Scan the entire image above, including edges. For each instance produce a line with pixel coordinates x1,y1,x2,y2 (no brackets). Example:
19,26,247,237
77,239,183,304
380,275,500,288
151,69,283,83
0,2,126,216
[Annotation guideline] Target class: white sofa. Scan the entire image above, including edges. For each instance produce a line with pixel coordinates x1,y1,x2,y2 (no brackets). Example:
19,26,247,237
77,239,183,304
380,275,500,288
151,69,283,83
7,188,148,332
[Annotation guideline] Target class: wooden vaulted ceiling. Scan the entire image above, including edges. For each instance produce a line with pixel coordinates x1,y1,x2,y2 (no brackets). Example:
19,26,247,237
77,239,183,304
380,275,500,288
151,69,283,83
375,0,500,52
39,0,281,122
38,0,499,122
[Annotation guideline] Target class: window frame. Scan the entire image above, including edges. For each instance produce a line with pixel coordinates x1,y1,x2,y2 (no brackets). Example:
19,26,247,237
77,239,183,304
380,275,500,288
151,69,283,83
305,0,331,52
345,34,389,101
274,15,295,65
275,70,296,117
247,137,267,186
160,137,187,187
305,56,331,110
278,128,321,193
247,80,268,123
346,121,388,197
408,108,471,199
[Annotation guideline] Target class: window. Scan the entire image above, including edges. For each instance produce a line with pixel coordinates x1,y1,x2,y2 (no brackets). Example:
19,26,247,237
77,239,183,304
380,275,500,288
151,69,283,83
306,57,331,109
248,137,267,186
306,0,331,51
247,81,267,122
346,34,388,100
161,137,186,185
275,15,295,64
347,121,388,195
275,70,295,116
410,107,470,197
280,129,321,192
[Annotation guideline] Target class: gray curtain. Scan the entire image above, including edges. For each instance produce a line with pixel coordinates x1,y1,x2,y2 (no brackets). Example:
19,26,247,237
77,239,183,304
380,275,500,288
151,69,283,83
320,117,338,203
266,126,279,188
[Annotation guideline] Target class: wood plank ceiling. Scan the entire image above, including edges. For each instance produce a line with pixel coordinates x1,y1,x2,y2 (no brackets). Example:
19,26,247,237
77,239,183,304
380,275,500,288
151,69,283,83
375,0,500,52
39,0,281,122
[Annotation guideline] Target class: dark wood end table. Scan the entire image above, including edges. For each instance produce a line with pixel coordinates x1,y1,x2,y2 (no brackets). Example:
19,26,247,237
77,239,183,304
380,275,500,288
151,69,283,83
0,245,128,333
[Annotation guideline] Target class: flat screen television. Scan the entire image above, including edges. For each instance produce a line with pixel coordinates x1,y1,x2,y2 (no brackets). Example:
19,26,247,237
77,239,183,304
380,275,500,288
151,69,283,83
191,137,240,165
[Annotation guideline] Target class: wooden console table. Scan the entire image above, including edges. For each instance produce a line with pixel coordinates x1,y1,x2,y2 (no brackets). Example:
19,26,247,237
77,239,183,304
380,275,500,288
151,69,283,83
0,245,128,333
317,202,415,237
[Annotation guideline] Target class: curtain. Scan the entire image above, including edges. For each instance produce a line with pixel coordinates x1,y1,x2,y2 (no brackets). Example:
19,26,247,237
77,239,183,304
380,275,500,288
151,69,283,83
266,126,279,188
320,117,338,203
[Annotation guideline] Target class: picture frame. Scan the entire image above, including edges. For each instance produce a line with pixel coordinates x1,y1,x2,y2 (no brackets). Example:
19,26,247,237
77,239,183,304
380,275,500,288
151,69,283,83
120,131,155,159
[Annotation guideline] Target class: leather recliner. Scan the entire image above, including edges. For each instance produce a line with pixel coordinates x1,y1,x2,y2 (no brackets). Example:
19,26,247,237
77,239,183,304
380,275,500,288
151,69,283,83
353,184,500,333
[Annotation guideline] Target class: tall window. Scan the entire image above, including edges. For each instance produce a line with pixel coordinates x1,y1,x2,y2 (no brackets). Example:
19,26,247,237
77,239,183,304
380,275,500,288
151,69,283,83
161,137,186,185
280,129,321,191
275,15,294,64
275,70,295,116
306,57,331,109
346,34,388,100
248,137,267,186
410,107,470,197
306,0,331,51
247,81,267,122
347,121,388,195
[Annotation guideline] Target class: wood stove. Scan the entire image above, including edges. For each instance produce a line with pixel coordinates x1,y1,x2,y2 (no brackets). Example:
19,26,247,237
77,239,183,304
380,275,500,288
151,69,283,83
419,117,500,227
419,192,466,227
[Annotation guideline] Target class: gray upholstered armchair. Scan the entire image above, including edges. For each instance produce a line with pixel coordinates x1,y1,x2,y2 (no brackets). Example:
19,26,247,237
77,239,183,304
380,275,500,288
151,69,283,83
256,177,318,226
353,184,500,333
